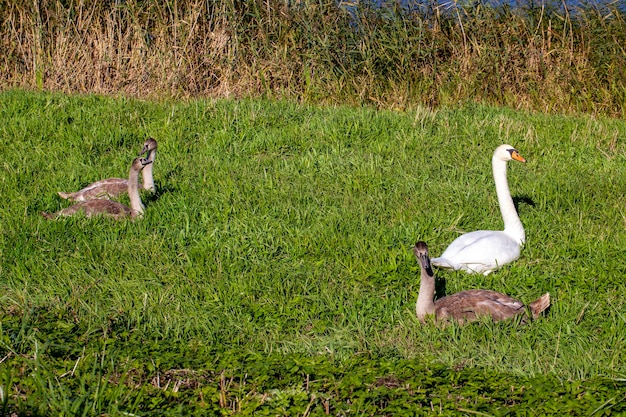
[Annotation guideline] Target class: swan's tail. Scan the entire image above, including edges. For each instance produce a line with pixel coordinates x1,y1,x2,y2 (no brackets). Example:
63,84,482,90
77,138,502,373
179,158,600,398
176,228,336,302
430,257,456,269
528,293,550,320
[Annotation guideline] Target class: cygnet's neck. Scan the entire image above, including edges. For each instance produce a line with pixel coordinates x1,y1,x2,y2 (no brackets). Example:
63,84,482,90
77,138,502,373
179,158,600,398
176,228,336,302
142,149,156,192
128,165,145,217
416,266,436,321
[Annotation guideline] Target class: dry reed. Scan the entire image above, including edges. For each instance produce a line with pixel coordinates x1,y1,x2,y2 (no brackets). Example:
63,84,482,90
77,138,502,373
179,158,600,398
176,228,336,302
1,0,624,116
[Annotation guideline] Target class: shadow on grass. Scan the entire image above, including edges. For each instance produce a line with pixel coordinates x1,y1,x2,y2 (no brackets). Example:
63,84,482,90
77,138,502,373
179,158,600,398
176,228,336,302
435,276,447,300
513,195,535,213
143,180,176,204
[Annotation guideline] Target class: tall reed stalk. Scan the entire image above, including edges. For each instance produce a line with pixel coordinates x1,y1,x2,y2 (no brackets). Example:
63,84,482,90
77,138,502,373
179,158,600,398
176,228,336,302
1,0,624,116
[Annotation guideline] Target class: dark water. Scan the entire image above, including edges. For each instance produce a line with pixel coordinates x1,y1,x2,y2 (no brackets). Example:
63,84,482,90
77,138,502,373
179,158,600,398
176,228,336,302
374,0,625,15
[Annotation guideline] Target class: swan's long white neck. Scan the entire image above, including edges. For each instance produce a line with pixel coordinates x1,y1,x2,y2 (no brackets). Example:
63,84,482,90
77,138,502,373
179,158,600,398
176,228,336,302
492,155,525,244
142,149,156,192
416,263,436,321
128,165,145,217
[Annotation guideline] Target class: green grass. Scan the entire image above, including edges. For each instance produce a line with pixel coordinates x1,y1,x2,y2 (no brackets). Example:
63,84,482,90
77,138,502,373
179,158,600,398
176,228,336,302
1,90,626,415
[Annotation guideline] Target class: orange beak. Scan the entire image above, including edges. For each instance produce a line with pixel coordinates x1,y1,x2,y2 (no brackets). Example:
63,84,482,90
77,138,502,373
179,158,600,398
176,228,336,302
511,150,526,163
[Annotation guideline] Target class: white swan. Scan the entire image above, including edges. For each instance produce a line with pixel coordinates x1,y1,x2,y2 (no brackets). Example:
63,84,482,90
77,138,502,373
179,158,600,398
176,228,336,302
430,144,526,275
42,157,151,220
414,241,550,324
57,138,158,201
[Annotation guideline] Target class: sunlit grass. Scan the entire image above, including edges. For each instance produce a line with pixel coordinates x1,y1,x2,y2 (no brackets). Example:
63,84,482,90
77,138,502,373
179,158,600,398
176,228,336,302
1,90,625,414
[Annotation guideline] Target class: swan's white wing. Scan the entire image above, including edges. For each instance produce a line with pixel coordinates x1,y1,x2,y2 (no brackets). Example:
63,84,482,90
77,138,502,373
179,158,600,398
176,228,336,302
431,230,521,274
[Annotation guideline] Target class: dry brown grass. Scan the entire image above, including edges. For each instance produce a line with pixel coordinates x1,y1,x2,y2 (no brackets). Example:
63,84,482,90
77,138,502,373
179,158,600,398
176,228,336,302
1,0,624,116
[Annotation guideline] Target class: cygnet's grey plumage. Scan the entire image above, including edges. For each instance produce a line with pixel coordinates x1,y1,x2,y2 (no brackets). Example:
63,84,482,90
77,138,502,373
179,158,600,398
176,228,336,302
415,241,550,325
43,157,151,220
57,138,158,201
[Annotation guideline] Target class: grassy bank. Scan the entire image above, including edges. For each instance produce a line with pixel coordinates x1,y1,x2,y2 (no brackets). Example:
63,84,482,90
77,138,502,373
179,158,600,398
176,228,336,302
1,90,626,414
1,0,625,117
